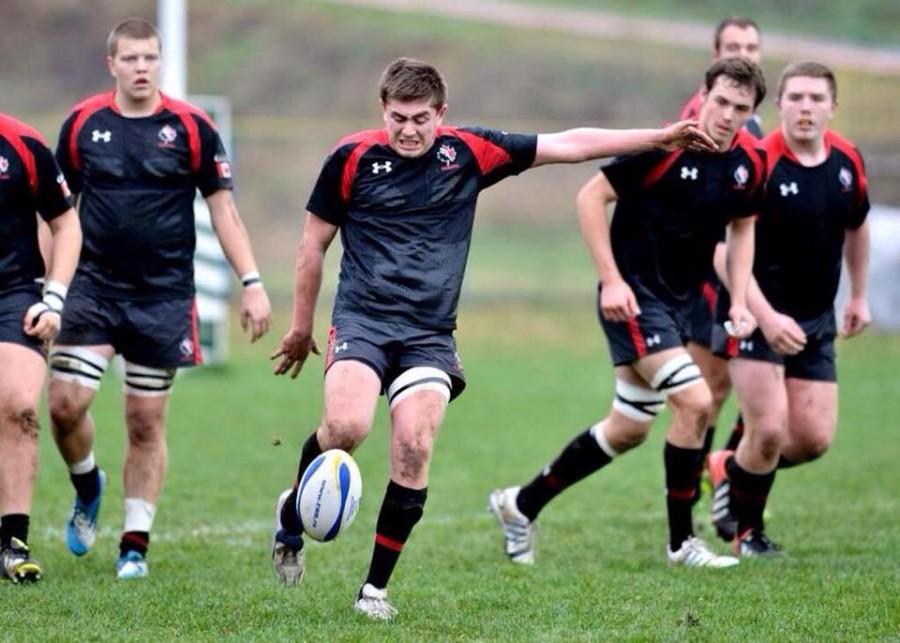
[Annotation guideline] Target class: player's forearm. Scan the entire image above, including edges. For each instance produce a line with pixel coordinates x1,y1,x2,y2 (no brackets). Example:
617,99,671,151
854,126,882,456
576,177,621,283
844,221,870,299
714,241,773,321
208,197,261,278
725,219,754,308
45,209,82,287
291,243,324,334
535,128,665,165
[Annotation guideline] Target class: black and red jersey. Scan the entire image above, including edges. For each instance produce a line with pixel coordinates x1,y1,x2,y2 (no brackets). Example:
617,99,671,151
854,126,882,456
56,92,232,300
307,126,537,330
0,112,73,297
754,129,869,319
679,88,764,139
603,129,765,306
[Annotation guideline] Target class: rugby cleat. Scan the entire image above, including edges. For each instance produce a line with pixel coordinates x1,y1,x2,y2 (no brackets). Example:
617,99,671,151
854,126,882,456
488,486,536,564
354,583,398,621
66,469,107,556
272,488,305,586
115,550,148,579
0,538,42,583
735,529,782,558
707,450,737,542
667,536,739,568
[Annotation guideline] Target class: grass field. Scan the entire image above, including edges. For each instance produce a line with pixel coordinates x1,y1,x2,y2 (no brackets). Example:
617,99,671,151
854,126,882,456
0,302,898,641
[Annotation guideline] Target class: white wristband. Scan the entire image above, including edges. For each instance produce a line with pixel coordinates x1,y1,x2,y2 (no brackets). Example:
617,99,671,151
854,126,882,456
240,271,262,288
43,280,68,313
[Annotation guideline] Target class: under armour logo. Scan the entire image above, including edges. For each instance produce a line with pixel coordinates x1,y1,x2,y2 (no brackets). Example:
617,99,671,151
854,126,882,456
372,161,392,175
646,334,662,347
680,166,699,180
739,340,754,351
334,341,349,354
91,129,112,143
779,182,799,196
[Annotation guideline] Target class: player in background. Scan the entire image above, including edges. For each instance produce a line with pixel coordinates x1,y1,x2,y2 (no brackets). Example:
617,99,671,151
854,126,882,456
0,112,81,583
707,61,870,555
490,58,766,569
50,18,272,580
270,57,717,620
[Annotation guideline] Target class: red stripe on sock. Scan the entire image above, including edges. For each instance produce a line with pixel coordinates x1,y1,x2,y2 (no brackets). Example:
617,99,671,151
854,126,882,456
375,533,404,552
668,488,697,501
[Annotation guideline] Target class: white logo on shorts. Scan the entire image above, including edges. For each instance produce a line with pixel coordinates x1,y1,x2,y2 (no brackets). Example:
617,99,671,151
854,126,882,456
179,338,194,357
739,339,754,351
646,334,662,347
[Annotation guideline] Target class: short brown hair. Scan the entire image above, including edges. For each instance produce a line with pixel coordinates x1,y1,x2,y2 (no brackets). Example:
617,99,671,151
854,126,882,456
714,16,760,54
705,58,767,108
378,58,447,108
777,61,837,101
107,18,160,57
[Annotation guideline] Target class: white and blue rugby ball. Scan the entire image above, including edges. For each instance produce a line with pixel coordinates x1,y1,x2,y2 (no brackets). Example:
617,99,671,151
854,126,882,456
297,449,362,542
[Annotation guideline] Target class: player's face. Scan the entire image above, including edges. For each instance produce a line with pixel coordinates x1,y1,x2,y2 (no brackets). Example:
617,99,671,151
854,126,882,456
699,76,756,149
777,76,836,145
108,37,161,104
715,25,761,64
382,98,447,158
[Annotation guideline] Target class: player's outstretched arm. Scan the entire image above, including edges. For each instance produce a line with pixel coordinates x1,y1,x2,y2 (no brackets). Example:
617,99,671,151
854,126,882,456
842,219,871,337
206,189,273,343
272,212,339,379
532,120,717,167
577,172,639,322
24,208,81,341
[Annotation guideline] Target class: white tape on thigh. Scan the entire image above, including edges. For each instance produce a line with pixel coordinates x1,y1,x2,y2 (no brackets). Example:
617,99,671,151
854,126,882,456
49,347,109,390
124,362,176,397
650,353,703,396
387,366,452,410
612,379,666,422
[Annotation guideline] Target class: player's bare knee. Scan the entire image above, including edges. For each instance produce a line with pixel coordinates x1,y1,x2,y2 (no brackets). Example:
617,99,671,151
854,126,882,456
797,433,833,462
48,393,87,433
5,405,40,440
125,410,164,447
322,417,369,451
394,437,431,482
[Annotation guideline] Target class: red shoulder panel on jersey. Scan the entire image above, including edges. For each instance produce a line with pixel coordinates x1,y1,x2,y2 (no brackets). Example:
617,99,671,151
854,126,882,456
641,150,684,188
163,94,217,174
825,130,868,206
338,130,388,204
762,130,796,180
733,130,766,191
0,112,45,193
679,89,703,121
68,93,117,173
443,127,512,176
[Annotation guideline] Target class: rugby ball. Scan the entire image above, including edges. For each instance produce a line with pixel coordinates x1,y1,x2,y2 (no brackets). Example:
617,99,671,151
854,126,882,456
297,449,362,542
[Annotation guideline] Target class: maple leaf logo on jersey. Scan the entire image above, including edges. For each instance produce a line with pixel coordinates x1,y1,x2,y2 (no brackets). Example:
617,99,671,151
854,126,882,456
437,143,459,170
158,124,178,147
838,167,853,192
0,156,9,176
733,164,749,189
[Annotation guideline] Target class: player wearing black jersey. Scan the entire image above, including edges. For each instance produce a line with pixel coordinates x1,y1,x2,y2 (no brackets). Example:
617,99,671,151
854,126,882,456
707,62,870,556
491,58,766,570
48,19,272,579
679,18,765,490
0,112,81,583
269,57,717,619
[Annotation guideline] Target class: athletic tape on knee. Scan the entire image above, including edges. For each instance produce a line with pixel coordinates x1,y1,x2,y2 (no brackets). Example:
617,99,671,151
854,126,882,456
386,366,451,409
650,354,703,396
50,347,109,390
124,362,175,397
612,379,666,422
589,422,619,458
124,497,157,532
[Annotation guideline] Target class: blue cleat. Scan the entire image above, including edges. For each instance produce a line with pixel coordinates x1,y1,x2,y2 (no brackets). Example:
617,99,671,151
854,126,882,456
66,469,107,556
116,550,149,580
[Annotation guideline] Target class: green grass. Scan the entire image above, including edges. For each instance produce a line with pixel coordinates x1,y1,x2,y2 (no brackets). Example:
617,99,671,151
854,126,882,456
1,304,898,640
